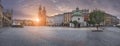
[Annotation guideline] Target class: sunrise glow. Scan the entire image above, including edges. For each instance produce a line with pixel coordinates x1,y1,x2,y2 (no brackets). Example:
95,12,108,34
34,18,40,22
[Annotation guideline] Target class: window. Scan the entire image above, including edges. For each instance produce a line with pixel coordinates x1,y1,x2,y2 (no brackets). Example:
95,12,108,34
78,18,80,20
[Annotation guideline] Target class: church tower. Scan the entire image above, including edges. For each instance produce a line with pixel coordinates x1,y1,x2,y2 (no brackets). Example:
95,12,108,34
38,5,42,17
42,6,46,25
38,5,47,26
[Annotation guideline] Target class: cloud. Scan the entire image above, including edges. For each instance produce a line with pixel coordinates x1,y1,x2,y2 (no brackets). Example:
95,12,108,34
3,0,120,19
51,0,57,3
56,5,73,12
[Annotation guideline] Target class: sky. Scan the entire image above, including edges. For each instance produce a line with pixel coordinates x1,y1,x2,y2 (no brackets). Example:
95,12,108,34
2,0,120,20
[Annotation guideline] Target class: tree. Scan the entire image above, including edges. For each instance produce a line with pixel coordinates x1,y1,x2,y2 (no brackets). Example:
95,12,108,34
89,10,105,30
72,21,78,28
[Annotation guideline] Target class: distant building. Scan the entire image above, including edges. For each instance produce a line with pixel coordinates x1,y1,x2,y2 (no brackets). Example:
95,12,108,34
70,8,87,27
81,9,89,22
3,9,13,27
63,12,73,26
47,7,89,27
104,13,119,26
104,14,112,26
46,16,55,26
119,19,120,24
38,5,47,26
0,0,12,27
23,20,34,26
111,16,119,25
13,20,34,26
53,14,64,26
0,1,3,27
46,14,64,26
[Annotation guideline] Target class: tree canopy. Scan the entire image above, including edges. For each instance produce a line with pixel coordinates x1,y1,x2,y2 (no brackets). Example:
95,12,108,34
89,10,105,25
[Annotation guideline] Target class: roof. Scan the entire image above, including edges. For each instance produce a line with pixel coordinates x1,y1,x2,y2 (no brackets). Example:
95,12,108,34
72,9,83,17
73,11,82,16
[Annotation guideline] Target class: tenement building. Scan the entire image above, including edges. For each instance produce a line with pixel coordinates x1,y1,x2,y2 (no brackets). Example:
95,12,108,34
0,0,12,27
0,3,3,27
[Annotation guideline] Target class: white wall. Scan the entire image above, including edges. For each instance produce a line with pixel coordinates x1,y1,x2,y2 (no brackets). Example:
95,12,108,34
47,15,64,26
53,15,64,25
47,17,55,25
72,16,84,23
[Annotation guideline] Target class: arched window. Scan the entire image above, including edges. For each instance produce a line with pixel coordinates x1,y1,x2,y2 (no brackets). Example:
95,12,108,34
78,18,80,20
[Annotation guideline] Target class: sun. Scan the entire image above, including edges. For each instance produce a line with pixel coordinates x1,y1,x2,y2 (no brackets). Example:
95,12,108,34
35,18,40,22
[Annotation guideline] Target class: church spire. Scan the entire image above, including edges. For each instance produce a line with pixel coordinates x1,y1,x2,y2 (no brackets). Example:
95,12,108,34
39,5,42,11
43,6,46,14
38,5,47,26
38,5,42,17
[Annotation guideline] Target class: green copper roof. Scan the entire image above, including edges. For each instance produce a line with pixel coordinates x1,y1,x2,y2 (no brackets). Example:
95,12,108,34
73,11,82,16
72,7,84,16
